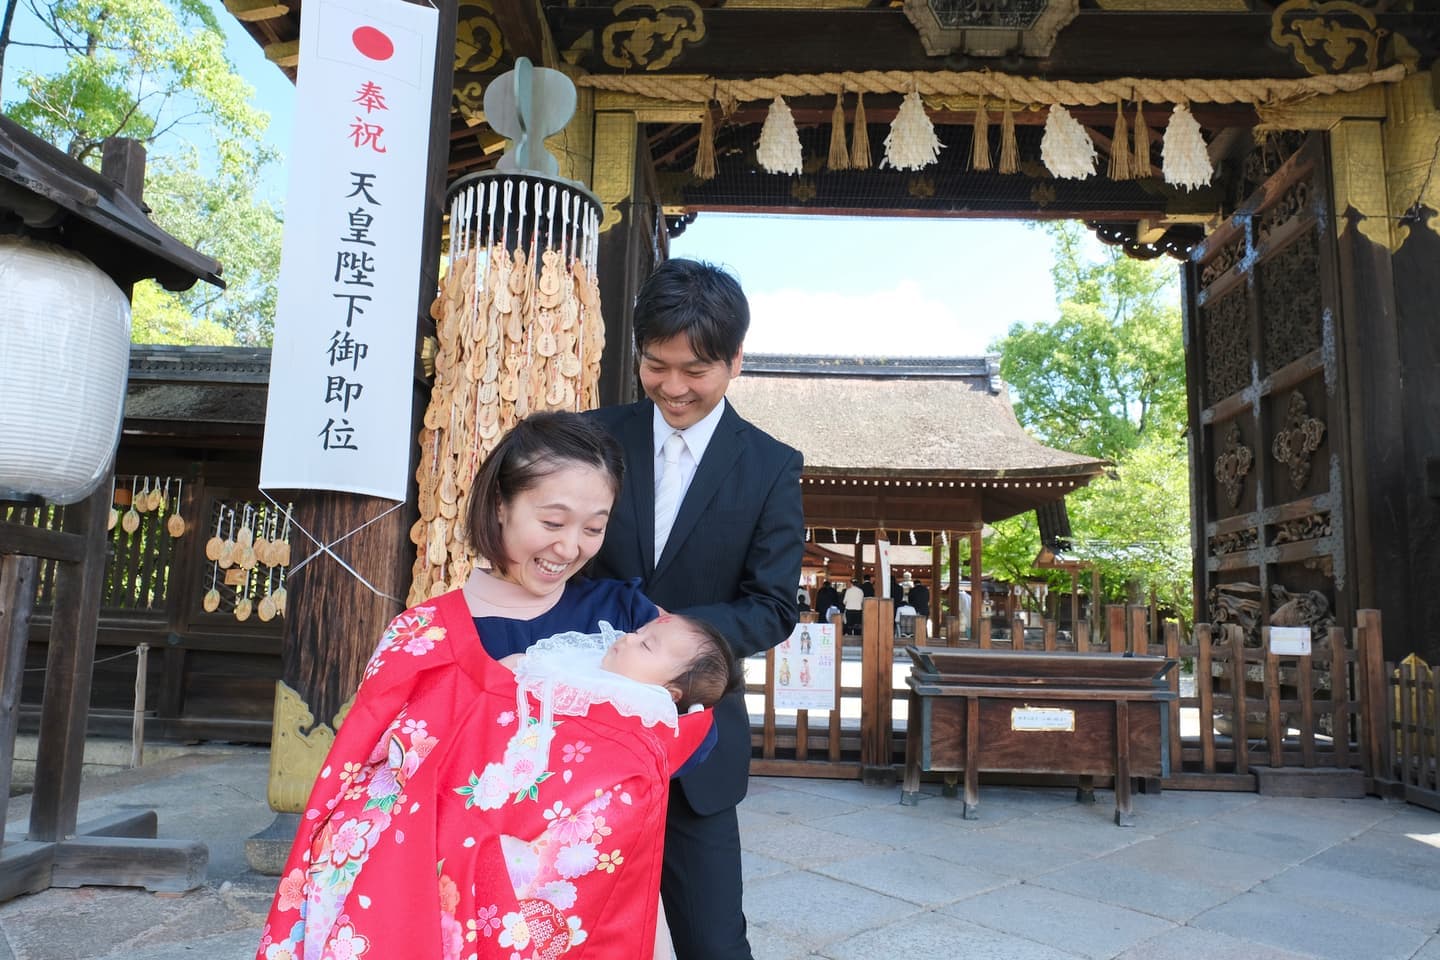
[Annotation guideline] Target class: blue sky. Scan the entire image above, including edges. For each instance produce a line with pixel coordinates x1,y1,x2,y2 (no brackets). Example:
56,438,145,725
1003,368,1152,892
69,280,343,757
672,215,1060,356
2,3,1066,353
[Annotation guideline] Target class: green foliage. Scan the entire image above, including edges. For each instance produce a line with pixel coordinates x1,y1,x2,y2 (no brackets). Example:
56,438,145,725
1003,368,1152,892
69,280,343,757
3,0,283,344
140,154,282,344
988,222,1192,618
998,222,1186,462
7,0,268,168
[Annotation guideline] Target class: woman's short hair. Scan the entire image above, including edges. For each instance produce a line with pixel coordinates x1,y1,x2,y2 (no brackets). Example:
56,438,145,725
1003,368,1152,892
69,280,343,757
466,412,624,572
669,615,745,712
632,258,749,365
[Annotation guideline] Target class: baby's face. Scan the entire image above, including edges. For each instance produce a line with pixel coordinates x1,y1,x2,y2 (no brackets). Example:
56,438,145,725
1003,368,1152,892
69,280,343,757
600,615,699,696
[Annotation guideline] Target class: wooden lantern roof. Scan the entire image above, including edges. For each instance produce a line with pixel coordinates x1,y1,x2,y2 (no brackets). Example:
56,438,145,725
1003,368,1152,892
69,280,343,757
0,117,223,291
728,354,1105,532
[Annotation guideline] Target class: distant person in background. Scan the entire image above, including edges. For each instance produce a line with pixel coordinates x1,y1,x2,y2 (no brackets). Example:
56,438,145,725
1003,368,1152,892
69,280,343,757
861,577,875,598
843,580,864,634
796,583,810,611
909,581,930,618
815,580,841,621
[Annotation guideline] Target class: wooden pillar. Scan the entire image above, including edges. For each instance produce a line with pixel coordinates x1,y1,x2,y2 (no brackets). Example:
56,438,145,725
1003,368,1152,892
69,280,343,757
1091,565,1102,639
859,596,894,782
0,556,38,814
969,531,983,644
592,110,660,406
930,536,942,639
948,534,960,633
1331,119,1411,657
1069,569,1079,634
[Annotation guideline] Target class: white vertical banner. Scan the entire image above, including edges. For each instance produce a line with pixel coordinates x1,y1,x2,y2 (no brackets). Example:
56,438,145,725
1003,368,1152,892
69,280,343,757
260,0,439,500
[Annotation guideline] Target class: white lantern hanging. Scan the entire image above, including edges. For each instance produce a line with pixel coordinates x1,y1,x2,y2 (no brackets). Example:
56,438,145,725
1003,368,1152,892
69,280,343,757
0,236,131,504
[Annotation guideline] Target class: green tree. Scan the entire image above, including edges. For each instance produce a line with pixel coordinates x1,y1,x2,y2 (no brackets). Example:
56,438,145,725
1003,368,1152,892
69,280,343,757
2,0,282,344
989,222,1192,616
998,221,1186,462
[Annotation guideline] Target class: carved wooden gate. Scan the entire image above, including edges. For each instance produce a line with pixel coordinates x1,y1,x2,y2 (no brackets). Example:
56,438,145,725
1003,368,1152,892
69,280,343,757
1185,134,1358,725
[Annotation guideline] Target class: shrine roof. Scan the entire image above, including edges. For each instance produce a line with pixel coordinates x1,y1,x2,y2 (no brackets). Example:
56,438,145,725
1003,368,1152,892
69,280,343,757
0,117,223,291
729,353,1105,479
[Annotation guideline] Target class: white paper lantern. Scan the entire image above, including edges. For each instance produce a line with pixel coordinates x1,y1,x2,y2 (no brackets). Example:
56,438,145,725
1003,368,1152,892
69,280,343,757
0,236,131,504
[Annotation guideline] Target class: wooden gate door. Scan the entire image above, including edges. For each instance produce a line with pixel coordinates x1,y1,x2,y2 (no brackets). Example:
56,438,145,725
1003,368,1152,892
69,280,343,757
1186,134,1356,653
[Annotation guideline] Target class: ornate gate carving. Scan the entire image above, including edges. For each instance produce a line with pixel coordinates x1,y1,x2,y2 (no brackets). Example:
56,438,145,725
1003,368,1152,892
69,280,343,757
1186,135,1354,662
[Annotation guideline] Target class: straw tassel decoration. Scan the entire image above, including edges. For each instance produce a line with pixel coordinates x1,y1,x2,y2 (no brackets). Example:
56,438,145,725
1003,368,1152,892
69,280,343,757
693,104,717,181
850,92,872,170
757,95,804,175
1040,105,1097,179
971,99,992,172
998,99,1019,174
828,92,851,171
1162,102,1213,190
1132,100,1154,178
1107,100,1132,181
883,91,943,171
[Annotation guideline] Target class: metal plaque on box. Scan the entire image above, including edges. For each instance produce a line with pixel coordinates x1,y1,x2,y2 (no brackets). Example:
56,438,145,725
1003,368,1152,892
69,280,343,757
1011,706,1075,732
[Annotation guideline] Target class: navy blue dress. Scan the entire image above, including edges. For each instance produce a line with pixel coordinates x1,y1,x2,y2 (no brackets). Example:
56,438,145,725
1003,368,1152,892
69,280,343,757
472,575,659,660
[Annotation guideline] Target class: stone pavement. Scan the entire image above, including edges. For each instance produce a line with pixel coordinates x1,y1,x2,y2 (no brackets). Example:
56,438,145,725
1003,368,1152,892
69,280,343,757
1,744,1437,959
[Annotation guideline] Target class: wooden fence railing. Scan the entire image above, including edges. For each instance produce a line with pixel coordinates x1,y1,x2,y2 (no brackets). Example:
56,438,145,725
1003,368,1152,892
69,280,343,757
748,599,1395,799
1386,653,1438,811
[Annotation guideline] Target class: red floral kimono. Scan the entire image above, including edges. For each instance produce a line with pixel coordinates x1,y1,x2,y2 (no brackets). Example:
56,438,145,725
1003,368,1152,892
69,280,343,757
255,589,711,960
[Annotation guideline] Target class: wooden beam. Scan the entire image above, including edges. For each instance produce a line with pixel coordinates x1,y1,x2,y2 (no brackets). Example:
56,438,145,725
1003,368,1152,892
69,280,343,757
223,0,290,22
264,39,299,67
0,525,85,563
489,0,558,66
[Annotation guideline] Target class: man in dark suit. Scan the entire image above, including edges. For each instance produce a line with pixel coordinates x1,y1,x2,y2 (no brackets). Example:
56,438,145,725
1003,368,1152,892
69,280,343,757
587,259,804,960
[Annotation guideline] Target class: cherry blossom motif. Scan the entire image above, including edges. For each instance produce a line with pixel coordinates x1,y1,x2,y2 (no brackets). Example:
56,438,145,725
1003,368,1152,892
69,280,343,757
497,912,531,951
321,921,369,960
264,939,299,960
560,740,591,764
597,849,624,874
566,916,588,948
473,904,502,938
497,711,516,726
401,718,429,737
339,761,365,785
328,816,380,867
403,626,444,656
553,840,598,879
275,868,306,912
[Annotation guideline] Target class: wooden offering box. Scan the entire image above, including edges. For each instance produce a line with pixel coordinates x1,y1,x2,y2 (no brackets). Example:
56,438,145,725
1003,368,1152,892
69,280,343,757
901,647,1177,826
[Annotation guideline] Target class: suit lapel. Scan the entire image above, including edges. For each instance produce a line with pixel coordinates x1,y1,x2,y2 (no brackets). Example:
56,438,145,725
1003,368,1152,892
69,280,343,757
622,401,658,573
654,403,745,579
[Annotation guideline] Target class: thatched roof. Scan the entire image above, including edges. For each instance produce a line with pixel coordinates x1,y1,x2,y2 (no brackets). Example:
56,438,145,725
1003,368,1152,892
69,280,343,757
729,354,1105,479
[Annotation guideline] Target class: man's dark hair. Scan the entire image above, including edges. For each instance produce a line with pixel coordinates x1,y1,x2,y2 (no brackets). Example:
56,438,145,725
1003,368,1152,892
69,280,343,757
466,412,625,574
632,258,749,364
668,615,746,712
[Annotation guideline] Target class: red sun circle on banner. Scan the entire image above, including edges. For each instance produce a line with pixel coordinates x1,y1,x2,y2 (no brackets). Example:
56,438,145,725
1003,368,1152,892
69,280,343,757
352,25,395,61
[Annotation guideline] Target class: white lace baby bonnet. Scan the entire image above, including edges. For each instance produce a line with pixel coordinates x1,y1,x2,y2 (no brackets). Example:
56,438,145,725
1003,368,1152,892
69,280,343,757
513,621,680,758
